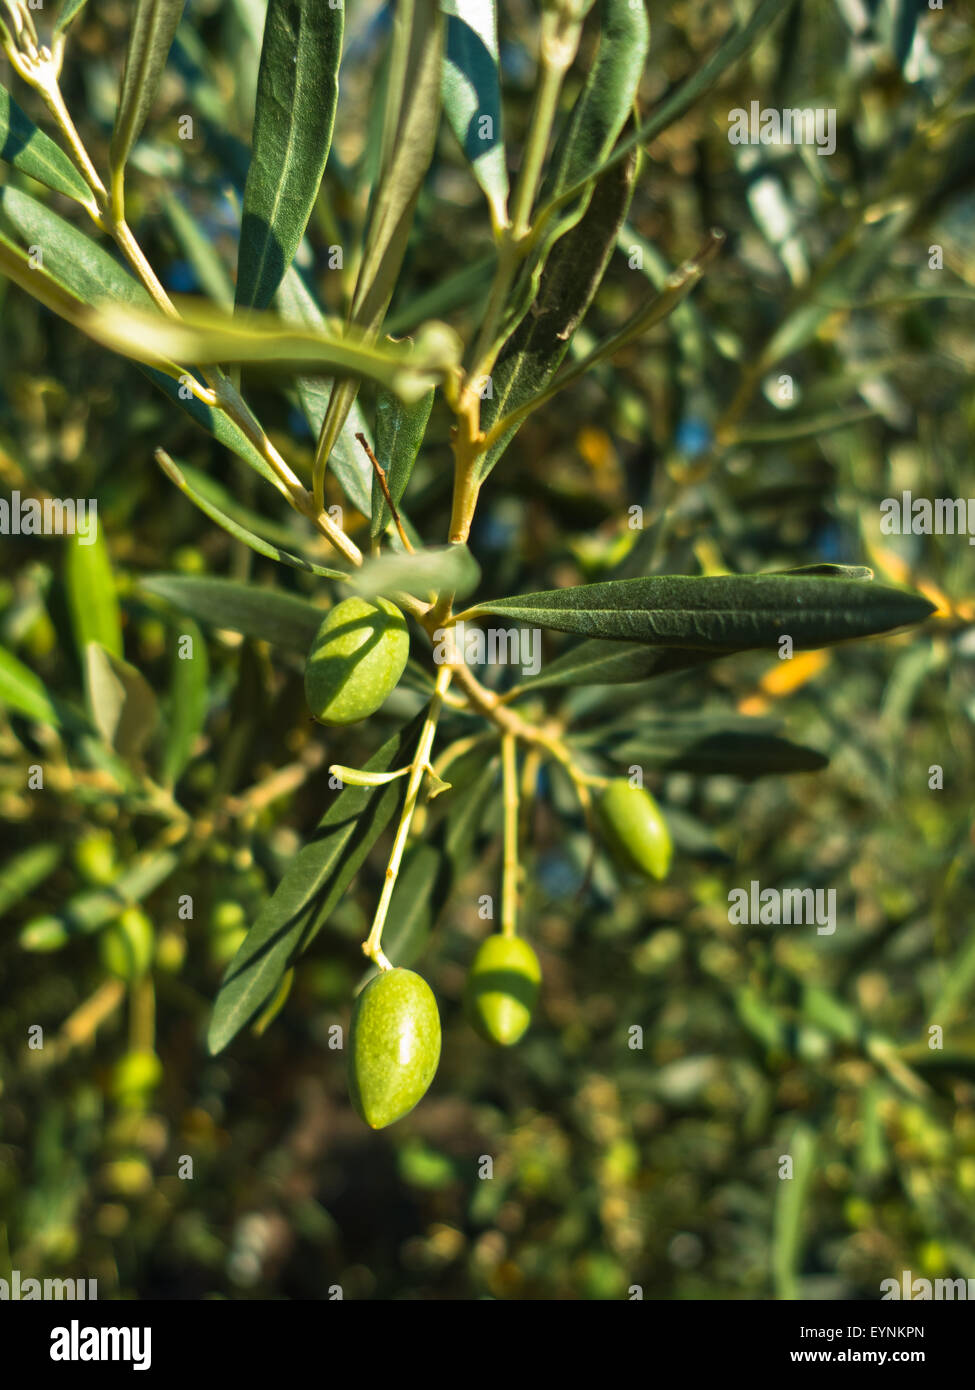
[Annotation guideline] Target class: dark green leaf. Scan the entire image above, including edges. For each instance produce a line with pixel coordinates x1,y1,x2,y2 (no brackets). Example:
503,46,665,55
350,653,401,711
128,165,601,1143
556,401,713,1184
607,728,829,778
516,637,717,691
0,83,92,203
208,715,425,1052
546,0,650,199
478,151,636,481
236,0,343,310
370,384,434,537
140,574,323,651
466,574,936,649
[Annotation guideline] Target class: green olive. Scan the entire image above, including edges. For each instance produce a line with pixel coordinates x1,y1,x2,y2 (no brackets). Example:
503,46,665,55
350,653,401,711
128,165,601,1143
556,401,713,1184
465,934,541,1046
304,596,409,726
347,967,441,1129
111,1049,163,1106
595,780,673,881
99,907,155,981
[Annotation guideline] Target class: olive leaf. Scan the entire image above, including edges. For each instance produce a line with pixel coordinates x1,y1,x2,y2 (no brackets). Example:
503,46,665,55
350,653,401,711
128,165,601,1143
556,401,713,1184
0,642,62,727
370,383,435,538
464,574,935,649
155,451,347,581
83,299,462,404
64,527,123,665
85,643,159,762
540,0,797,221
54,0,92,34
0,844,62,921
0,83,93,204
477,151,637,482
0,187,284,492
441,0,508,229
514,638,717,692
160,618,209,788
208,714,426,1053
235,0,343,311
313,0,443,475
545,0,650,200
140,574,324,651
602,727,829,778
351,544,480,602
109,0,186,198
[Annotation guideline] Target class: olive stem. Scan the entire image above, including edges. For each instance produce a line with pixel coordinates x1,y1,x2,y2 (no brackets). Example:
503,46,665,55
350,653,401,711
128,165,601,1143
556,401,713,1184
362,663,454,968
501,732,519,939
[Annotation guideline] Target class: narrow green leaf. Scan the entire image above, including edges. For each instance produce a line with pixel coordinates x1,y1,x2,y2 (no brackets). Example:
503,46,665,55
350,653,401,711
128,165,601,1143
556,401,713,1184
466,575,936,649
352,544,480,602
477,151,636,481
155,450,346,580
236,0,343,310
370,383,434,537
0,644,61,727
85,643,159,762
546,0,650,199
160,618,208,787
0,186,283,491
208,714,425,1052
110,0,186,188
542,0,797,218
516,638,717,692
313,0,443,472
140,573,323,651
607,728,829,778
0,843,62,919
772,1121,817,1300
55,0,92,34
0,83,92,203
65,526,123,664
84,299,462,403
441,0,507,228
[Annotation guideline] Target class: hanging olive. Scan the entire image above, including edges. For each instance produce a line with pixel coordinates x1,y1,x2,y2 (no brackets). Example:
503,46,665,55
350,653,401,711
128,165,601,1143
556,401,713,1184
347,967,441,1129
594,780,673,881
465,934,541,1046
99,907,155,981
304,596,409,726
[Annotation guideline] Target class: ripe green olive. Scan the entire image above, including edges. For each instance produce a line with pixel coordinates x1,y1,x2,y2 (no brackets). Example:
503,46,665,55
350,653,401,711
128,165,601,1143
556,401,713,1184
304,596,409,726
99,907,155,981
595,780,673,881
347,967,441,1129
465,934,541,1046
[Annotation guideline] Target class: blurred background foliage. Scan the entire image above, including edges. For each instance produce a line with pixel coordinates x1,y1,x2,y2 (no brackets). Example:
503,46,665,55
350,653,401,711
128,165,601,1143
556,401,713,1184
1,0,974,1299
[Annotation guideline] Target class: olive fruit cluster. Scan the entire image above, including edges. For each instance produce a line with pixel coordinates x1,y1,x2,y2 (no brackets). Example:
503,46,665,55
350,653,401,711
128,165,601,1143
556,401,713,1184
304,596,408,726
594,779,673,881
